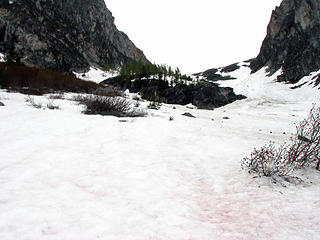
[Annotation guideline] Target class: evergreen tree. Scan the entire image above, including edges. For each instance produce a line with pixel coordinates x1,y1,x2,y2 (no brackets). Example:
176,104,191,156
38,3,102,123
4,45,21,65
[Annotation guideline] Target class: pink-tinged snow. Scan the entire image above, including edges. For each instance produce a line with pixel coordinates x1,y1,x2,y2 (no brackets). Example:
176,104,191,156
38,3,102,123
0,69,320,239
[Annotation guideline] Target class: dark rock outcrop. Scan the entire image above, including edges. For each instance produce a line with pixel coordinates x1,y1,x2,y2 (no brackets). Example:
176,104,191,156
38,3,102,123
192,82,246,109
182,112,196,118
221,63,240,73
162,87,189,105
0,0,148,73
250,0,320,84
103,77,246,109
194,68,236,82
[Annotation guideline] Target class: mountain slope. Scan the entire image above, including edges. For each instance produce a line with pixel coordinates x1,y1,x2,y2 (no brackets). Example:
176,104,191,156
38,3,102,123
0,68,319,239
250,0,320,84
0,0,148,73
198,0,320,87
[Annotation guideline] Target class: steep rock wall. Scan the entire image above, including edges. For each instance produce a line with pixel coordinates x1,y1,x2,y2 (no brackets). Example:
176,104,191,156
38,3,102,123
0,0,148,72
250,0,320,83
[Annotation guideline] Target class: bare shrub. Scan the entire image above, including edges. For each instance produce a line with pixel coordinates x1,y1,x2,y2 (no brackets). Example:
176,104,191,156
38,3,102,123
147,101,161,110
242,105,320,184
287,105,320,169
25,96,60,110
47,93,65,100
25,96,42,109
46,100,60,110
242,142,293,178
69,94,88,104
76,95,146,117
93,87,122,97
127,107,147,118
134,101,140,108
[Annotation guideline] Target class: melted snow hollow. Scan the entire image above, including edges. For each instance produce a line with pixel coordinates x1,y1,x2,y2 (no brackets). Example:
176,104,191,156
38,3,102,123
0,68,320,240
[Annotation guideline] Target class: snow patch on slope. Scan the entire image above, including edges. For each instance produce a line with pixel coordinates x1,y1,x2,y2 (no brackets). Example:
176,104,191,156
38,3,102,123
218,67,320,102
74,67,118,83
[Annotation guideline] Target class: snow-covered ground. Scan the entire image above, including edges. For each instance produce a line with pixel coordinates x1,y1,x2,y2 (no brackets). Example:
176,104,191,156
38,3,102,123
0,53,5,62
0,68,320,239
74,67,118,83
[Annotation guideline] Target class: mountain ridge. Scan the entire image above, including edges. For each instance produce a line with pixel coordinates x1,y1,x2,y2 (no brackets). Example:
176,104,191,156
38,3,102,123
198,0,320,86
250,0,320,84
0,0,148,73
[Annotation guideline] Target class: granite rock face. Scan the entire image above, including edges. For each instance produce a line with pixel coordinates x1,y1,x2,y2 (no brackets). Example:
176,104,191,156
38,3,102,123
192,82,246,110
250,0,320,83
0,0,148,72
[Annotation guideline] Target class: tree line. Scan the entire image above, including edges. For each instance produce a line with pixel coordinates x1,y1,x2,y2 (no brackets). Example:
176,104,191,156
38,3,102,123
118,61,192,85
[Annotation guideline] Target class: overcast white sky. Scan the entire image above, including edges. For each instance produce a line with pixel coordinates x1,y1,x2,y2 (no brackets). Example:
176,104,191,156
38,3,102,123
105,0,282,73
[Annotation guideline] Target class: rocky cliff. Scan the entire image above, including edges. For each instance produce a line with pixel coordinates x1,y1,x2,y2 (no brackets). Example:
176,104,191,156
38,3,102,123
250,0,320,83
0,0,148,73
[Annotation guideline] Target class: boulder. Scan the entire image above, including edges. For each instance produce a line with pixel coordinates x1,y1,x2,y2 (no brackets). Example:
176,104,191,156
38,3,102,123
192,82,245,110
182,112,196,118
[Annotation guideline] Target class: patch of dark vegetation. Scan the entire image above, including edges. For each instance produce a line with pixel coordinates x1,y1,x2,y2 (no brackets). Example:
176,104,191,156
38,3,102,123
221,63,240,73
202,68,219,77
0,62,100,95
290,82,308,89
193,68,236,82
73,95,146,117
147,101,161,110
242,105,320,186
46,100,60,110
102,61,245,110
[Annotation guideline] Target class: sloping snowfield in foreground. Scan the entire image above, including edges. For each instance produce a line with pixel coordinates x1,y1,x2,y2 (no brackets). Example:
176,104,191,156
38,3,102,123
0,67,320,240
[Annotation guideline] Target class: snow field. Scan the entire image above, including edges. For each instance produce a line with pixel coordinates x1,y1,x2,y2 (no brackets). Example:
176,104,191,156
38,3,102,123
0,68,320,239
74,67,119,84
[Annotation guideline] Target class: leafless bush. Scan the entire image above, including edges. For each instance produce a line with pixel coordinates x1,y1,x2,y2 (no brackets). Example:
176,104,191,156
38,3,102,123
127,107,147,118
46,100,60,110
147,101,161,110
75,95,146,117
70,94,90,105
242,105,320,184
25,96,43,109
0,94,9,100
25,96,60,110
134,101,140,108
287,105,320,169
93,87,122,97
47,93,65,100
